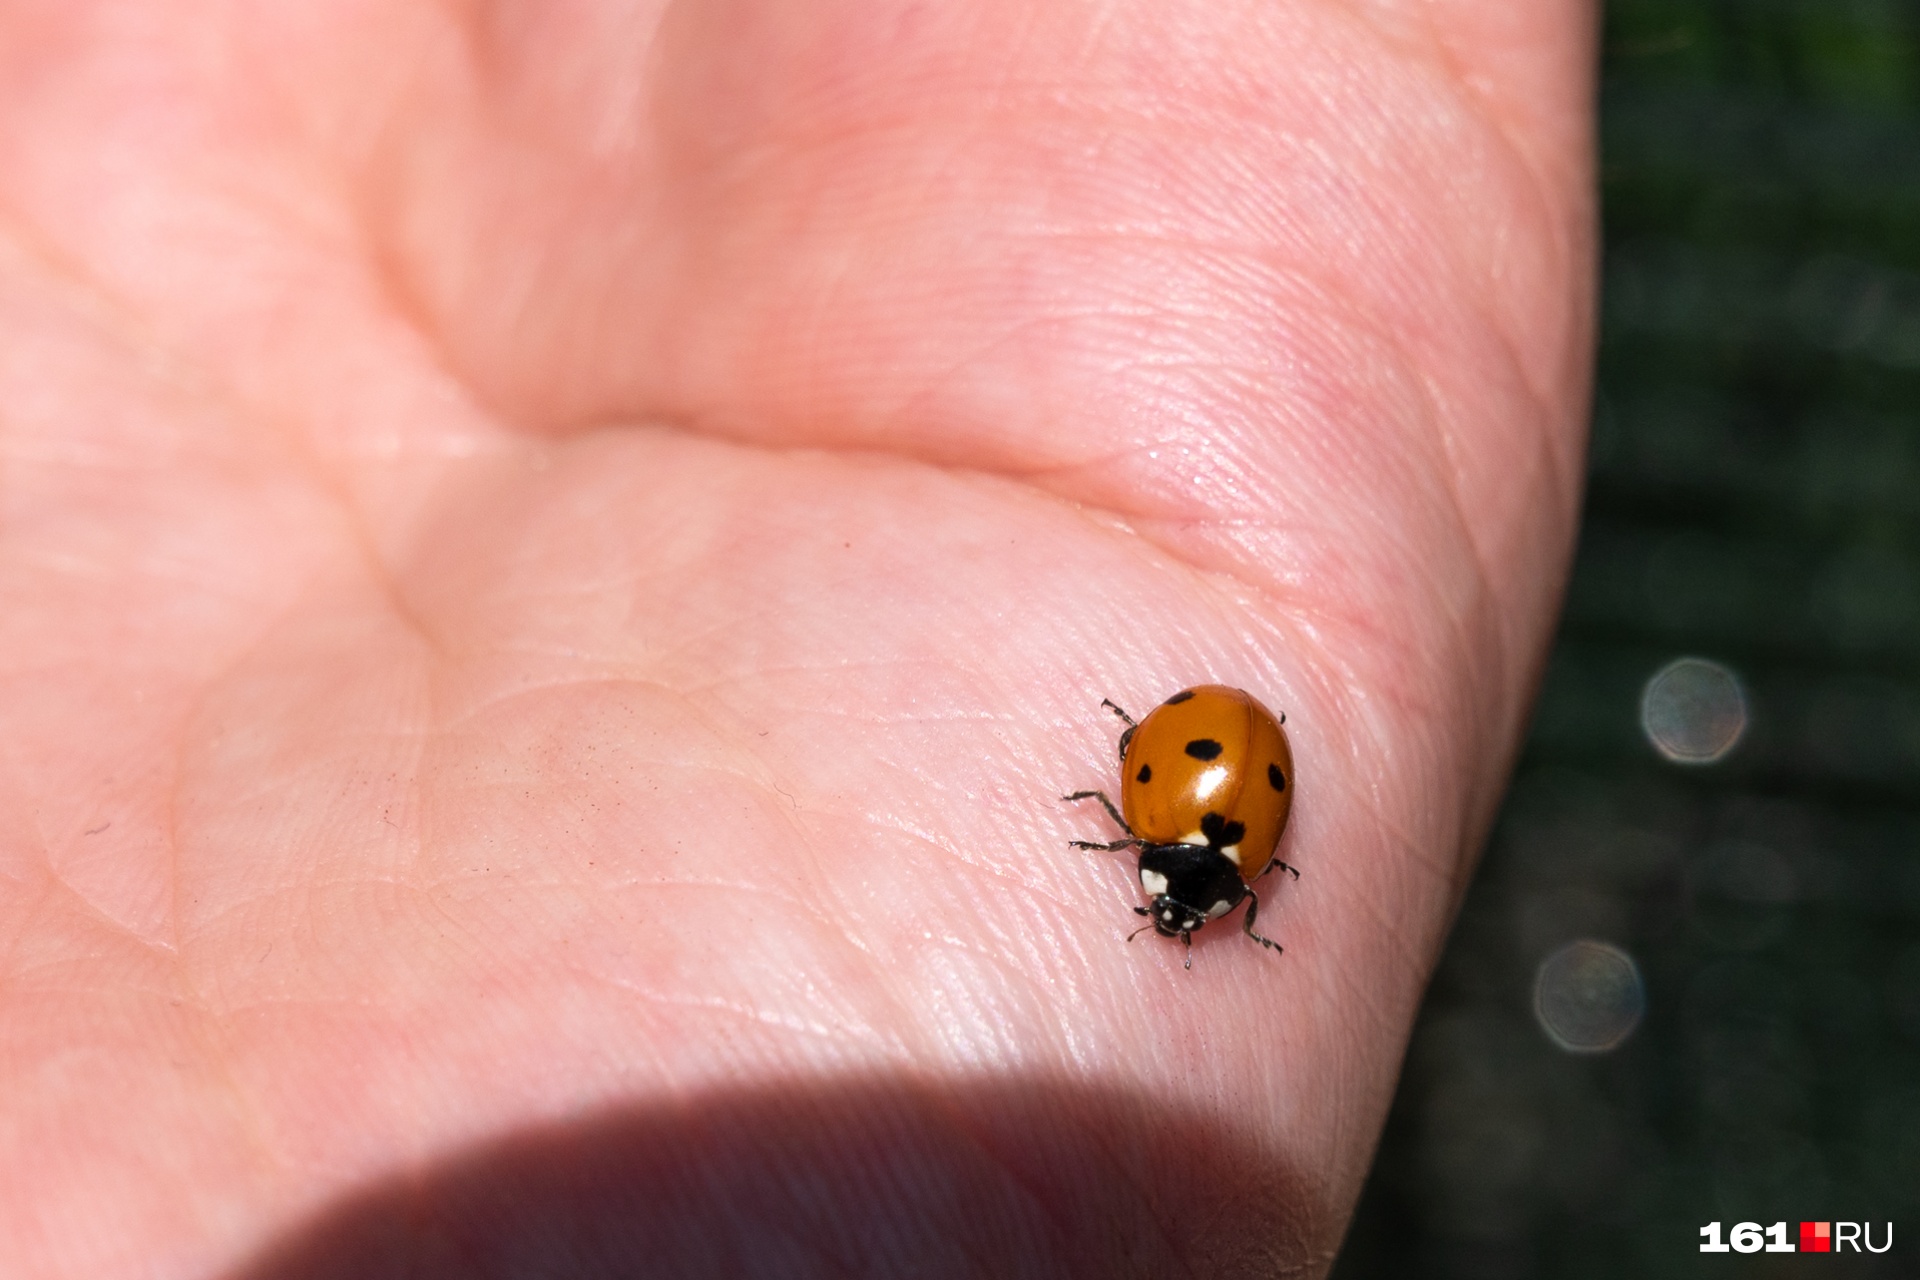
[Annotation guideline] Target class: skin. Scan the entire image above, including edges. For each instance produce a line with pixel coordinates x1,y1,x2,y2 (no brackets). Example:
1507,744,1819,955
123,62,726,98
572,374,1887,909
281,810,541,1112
0,1,1593,1276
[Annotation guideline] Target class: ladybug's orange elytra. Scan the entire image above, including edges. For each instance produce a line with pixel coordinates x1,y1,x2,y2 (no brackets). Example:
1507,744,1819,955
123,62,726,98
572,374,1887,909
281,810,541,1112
1119,684,1293,877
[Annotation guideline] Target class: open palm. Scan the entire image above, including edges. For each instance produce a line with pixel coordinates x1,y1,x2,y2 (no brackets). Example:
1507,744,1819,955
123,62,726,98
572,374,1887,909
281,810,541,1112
0,2,1592,1275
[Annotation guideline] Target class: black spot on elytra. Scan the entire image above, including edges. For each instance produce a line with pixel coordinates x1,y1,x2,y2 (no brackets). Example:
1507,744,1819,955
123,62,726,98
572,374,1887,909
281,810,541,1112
1200,812,1246,848
1136,764,1152,784
1268,763,1287,792
1165,690,1197,705
1184,738,1223,761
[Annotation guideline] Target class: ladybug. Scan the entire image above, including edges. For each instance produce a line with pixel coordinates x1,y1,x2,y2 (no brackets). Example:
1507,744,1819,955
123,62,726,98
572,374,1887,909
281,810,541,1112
1065,685,1298,967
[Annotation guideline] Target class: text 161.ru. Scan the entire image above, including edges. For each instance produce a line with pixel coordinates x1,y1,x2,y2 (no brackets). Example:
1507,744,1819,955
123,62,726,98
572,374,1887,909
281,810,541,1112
1701,1222,1893,1254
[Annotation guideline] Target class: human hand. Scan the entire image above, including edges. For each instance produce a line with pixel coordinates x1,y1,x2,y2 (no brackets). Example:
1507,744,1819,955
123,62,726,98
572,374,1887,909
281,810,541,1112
0,1,1592,1274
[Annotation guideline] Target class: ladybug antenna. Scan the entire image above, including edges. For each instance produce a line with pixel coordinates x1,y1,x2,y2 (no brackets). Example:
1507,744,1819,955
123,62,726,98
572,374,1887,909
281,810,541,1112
1126,921,1155,944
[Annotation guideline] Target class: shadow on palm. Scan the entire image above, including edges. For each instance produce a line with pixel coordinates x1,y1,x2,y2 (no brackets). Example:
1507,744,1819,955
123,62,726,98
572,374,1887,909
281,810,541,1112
232,1075,1318,1279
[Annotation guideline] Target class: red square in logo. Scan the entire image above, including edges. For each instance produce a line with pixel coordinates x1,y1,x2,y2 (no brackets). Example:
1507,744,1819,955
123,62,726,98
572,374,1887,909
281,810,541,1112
1800,1222,1831,1252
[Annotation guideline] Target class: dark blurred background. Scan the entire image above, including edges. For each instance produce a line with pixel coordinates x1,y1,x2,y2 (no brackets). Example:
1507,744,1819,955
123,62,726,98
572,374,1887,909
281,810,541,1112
1333,1,1920,1275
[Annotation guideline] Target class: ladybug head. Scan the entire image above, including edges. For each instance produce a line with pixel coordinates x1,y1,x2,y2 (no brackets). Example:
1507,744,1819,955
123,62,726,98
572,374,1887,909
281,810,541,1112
1135,896,1207,938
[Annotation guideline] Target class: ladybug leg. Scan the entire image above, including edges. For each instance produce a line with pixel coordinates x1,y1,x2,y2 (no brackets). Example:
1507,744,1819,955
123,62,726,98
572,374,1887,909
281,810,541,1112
1259,857,1301,881
1239,888,1284,955
1069,837,1138,852
1182,931,1193,970
1061,789,1130,833
1100,699,1138,760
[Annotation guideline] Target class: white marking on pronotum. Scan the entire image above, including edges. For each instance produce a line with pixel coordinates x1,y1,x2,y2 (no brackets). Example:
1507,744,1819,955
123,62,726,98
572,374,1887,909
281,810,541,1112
1208,899,1234,919
1139,869,1169,896
1219,844,1242,867
1179,831,1207,846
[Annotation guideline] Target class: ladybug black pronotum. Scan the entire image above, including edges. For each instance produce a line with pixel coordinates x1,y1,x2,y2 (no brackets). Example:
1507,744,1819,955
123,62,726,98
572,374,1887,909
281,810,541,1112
1065,685,1298,968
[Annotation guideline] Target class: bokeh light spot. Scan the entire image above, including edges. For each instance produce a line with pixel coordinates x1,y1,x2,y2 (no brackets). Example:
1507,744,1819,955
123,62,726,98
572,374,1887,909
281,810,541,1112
1641,657,1748,763
1533,940,1646,1054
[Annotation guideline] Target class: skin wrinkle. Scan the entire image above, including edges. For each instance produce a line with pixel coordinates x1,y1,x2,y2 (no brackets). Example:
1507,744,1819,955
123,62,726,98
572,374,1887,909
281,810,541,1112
638,584,902,669
185,149,360,291
423,673,719,733
1331,20,1592,572
980,228,1376,314
728,1192,861,1280
412,741,827,894
906,844,1090,955
72,547,288,609
913,1086,1110,1266
1431,521,1549,854
0,854,42,896
830,912,926,1074
898,786,1113,974
0,195,177,377
1408,237,1574,684
164,983,290,1219
1050,496,1332,645
1415,15,1591,403
998,297,1328,425
841,808,1090,932
1320,687,1451,875
591,872,844,983
1067,0,1129,70
881,311,1136,446
909,961,1047,1076
685,668,1010,715
1067,510,1336,660
679,163,1443,483
60,18,1520,537
354,214,512,480
5,202,454,996
397,876,509,989
0,741,58,890
1412,440,1509,742
171,729,427,820
350,521,460,672
182,878,407,944
1298,526,1482,727
535,872,816,910
1339,881,1430,987
913,919,1071,1002
0,883,63,999
1,432,157,469
178,648,417,885
485,435,1322,693
1364,793,1456,887
1456,188,1571,429
7,106,474,589
592,983,898,1057
1038,438,1475,649
978,1,1045,124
